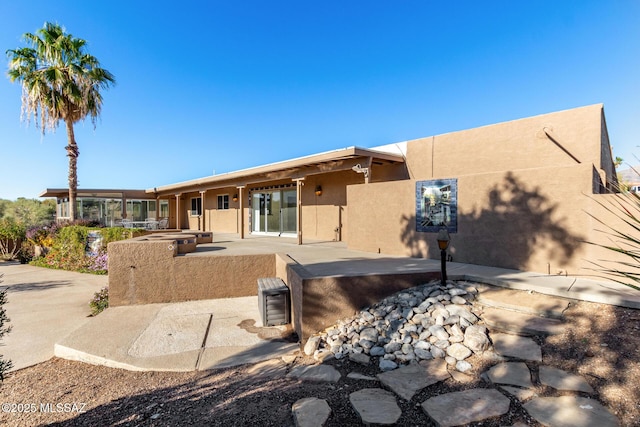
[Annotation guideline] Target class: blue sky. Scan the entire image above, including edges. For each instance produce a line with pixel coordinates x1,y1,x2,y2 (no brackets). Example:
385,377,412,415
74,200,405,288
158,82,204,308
1,1,639,200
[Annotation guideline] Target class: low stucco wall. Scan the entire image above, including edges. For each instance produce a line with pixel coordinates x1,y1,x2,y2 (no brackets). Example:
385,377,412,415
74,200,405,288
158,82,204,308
275,253,441,344
109,242,442,346
108,238,274,305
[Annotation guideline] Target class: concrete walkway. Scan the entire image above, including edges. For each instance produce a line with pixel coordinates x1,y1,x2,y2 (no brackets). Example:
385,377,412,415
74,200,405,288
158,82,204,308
0,262,106,371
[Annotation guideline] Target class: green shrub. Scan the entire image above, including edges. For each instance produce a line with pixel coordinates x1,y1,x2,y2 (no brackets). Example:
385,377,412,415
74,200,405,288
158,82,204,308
90,286,109,315
0,218,25,260
30,225,145,274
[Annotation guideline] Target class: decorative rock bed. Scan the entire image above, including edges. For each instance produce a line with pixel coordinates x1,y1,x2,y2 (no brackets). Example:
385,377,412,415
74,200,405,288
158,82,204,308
304,280,491,372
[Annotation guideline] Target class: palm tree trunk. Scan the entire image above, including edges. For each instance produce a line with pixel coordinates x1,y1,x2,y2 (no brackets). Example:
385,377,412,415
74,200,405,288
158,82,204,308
65,121,79,221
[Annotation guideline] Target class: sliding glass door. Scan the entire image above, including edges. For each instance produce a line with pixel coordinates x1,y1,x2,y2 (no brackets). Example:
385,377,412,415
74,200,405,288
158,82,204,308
252,189,297,236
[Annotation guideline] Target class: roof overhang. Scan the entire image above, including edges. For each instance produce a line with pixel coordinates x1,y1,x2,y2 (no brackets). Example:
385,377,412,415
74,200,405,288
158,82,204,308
39,189,153,199
146,146,405,196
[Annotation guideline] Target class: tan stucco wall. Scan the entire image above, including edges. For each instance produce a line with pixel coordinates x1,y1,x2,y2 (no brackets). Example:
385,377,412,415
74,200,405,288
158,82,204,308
347,163,611,275
274,252,440,344
345,104,625,277
405,104,605,180
108,238,274,306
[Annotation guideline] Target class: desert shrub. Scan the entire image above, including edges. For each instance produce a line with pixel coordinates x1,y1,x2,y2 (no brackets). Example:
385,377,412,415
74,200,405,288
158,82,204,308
90,286,109,315
587,180,640,290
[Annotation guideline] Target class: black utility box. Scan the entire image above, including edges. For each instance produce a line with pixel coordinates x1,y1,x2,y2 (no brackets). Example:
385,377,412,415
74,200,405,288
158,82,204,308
257,277,291,326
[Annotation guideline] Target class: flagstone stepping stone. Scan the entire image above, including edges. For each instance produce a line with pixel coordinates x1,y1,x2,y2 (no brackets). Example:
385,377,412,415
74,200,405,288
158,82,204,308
377,359,450,400
499,385,538,401
524,396,619,427
287,365,341,382
292,397,331,427
476,287,570,319
486,362,534,389
483,307,565,336
491,333,542,361
539,366,594,393
349,388,401,425
421,388,510,427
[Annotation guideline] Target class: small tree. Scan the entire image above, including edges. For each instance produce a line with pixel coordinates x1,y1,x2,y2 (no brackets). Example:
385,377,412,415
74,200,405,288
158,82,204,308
0,275,13,380
0,218,26,260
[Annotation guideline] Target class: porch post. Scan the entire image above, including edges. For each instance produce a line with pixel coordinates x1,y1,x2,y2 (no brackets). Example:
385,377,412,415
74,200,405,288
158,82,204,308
294,178,305,245
175,193,181,230
237,185,245,239
200,190,206,231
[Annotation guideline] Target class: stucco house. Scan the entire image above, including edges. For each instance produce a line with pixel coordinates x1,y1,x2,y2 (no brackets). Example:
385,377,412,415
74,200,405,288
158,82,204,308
42,104,624,278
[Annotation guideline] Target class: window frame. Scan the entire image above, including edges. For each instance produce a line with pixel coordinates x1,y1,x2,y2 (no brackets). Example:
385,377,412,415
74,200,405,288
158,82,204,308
217,194,229,210
190,197,202,216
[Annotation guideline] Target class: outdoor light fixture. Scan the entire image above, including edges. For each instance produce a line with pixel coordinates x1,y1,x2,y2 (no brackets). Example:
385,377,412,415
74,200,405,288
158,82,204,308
437,228,450,285
232,194,238,202
315,185,323,196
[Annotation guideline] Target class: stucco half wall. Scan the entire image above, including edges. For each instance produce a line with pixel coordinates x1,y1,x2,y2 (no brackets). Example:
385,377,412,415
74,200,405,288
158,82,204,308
108,239,443,345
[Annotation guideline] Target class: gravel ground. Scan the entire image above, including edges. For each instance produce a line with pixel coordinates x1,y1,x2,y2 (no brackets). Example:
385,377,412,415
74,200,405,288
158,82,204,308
0,299,638,426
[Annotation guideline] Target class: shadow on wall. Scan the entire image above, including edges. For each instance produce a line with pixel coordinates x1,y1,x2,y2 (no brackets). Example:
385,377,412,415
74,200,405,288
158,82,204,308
401,172,584,271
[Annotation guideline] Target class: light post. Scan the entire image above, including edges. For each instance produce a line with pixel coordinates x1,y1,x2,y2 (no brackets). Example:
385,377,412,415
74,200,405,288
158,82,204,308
437,228,450,286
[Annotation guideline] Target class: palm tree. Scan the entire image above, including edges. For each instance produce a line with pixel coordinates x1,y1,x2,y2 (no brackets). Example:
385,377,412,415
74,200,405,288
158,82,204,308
6,22,115,220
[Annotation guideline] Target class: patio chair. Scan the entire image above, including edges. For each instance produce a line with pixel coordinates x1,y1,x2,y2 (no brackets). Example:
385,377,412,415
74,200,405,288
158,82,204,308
121,219,133,228
158,218,169,229
144,219,157,230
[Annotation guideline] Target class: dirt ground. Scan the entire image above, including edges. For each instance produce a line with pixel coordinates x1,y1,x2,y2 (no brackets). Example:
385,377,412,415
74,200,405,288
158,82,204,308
0,299,638,426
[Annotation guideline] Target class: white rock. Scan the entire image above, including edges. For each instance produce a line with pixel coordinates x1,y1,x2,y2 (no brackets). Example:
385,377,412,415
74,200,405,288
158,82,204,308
445,356,457,365
463,325,490,353
431,346,446,358
448,288,467,296
434,339,450,349
451,295,467,305
429,325,450,341
446,305,478,324
401,343,413,354
304,336,321,356
414,340,431,350
456,360,473,373
447,343,473,360
360,327,378,342
444,315,460,326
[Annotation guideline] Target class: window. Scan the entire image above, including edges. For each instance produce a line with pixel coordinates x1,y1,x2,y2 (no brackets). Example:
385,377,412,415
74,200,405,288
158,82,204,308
217,194,229,210
191,197,202,216
160,200,169,218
